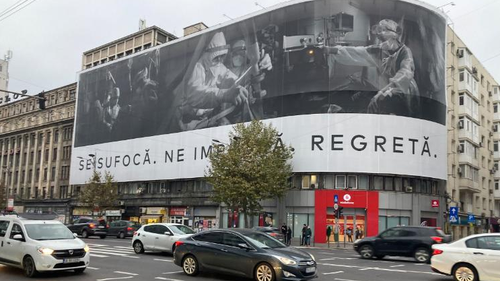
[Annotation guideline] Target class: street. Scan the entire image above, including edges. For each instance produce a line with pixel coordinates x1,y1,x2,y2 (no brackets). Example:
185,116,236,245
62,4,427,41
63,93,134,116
0,237,451,281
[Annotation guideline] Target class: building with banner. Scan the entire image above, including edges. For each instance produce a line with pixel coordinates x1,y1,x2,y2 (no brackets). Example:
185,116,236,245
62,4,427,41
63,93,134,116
70,0,452,243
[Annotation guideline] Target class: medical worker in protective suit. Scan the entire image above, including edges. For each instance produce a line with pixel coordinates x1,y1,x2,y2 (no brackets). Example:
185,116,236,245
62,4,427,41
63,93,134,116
324,19,419,116
178,32,249,130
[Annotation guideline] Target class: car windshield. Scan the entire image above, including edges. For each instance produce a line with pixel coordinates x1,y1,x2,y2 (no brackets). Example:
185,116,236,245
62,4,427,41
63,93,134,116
25,223,75,240
169,225,195,235
242,232,287,249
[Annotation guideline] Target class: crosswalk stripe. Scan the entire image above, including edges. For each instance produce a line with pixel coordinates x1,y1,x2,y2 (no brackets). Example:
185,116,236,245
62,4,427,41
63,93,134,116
91,248,135,254
90,253,110,258
113,246,134,249
155,259,173,262
87,266,100,270
114,271,138,276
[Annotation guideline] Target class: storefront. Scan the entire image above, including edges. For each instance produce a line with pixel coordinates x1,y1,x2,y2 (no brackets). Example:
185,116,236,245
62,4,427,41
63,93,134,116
315,190,379,243
105,210,122,222
140,207,167,224
193,206,218,231
169,207,189,226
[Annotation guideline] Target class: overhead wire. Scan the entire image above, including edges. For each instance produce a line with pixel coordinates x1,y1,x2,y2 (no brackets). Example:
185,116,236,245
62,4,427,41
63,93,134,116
0,0,28,18
0,0,37,23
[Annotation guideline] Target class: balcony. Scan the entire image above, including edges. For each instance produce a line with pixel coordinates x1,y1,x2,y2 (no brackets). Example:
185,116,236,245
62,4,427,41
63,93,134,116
458,153,479,167
457,48,473,71
458,129,480,144
495,189,500,201
459,178,481,193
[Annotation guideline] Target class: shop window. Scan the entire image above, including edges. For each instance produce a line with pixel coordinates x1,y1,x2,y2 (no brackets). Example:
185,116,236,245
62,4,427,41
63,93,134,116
358,175,369,190
335,175,346,189
347,175,357,189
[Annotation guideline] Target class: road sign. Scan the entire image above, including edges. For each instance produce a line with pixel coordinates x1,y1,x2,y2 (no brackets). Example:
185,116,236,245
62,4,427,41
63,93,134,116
449,207,458,224
334,203,339,210
334,195,339,203
468,213,475,223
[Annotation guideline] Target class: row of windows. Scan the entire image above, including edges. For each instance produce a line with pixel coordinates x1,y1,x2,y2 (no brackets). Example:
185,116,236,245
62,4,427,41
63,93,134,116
1,164,71,185
118,180,213,195
6,184,71,200
0,127,73,152
0,145,71,167
0,89,75,118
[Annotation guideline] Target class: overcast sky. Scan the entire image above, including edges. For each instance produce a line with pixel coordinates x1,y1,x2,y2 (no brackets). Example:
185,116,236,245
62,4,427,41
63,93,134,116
1,0,499,96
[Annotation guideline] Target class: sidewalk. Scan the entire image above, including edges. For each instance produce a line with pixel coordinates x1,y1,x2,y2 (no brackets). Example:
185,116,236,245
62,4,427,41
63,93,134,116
288,238,355,250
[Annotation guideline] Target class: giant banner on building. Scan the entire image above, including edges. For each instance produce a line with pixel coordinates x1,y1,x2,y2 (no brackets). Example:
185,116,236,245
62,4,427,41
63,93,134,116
71,0,447,184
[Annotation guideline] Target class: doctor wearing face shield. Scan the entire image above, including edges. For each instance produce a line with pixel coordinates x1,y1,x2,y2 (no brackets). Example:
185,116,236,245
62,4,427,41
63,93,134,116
324,19,419,116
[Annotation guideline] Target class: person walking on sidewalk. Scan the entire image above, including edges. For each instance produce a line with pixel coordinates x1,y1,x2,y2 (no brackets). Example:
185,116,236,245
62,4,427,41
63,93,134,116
281,223,287,244
347,227,353,242
305,225,312,246
286,226,292,246
301,224,307,245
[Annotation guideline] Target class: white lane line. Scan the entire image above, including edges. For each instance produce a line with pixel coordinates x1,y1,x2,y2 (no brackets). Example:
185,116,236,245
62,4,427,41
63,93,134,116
154,277,183,281
90,253,110,258
334,278,361,281
320,257,356,261
390,265,405,268
319,263,359,268
90,250,139,258
87,266,100,270
88,244,107,247
320,263,440,276
114,271,138,276
155,258,173,262
92,248,135,254
323,271,344,275
97,276,133,281
113,246,135,249
162,271,183,275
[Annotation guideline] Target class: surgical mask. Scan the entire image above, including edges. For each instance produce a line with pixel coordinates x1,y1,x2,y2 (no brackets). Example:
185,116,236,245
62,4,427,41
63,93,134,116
232,55,244,67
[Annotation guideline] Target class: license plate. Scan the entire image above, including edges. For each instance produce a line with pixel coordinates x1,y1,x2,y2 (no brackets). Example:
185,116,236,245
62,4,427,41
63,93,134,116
98,225,105,228
306,267,316,273
63,258,80,263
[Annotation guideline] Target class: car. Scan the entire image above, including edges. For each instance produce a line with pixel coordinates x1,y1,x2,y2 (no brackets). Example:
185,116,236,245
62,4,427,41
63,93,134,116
0,213,90,278
252,226,285,243
67,217,108,239
431,233,500,281
173,229,317,281
353,226,451,263
132,223,195,254
108,220,141,239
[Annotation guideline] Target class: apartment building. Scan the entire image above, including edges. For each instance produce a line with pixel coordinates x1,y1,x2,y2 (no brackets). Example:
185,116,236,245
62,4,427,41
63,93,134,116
0,83,76,221
82,25,177,70
447,26,500,239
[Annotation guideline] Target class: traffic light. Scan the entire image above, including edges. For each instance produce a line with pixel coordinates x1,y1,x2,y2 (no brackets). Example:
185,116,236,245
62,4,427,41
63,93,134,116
38,91,46,110
338,206,344,217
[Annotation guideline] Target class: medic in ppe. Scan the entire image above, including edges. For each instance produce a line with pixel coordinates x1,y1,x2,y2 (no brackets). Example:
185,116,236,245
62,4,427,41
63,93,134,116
324,19,419,116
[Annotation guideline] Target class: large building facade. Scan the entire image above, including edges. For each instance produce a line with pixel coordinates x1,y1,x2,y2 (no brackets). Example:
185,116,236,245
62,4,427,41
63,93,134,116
0,83,76,221
70,0,450,243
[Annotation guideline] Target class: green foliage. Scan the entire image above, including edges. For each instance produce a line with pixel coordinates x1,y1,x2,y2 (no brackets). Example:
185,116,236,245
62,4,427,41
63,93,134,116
206,120,294,227
78,170,118,214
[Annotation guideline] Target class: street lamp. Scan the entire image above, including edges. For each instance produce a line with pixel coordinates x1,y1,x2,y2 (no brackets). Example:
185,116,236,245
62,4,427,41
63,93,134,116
437,2,455,10
77,153,97,171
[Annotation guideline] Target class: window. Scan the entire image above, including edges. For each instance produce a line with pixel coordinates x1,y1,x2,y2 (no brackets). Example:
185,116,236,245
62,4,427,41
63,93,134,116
495,180,499,191
495,141,499,152
459,71,464,82
466,236,500,250
193,232,223,244
0,220,10,237
495,103,498,113
384,177,394,191
373,176,383,190
358,175,369,190
347,175,357,189
143,225,155,233
335,175,346,189
10,224,24,239
459,93,464,105
222,233,247,247
301,175,318,189
53,148,57,160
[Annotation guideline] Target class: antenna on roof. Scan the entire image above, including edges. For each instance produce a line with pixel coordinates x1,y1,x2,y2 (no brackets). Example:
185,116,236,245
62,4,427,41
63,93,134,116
139,19,147,31
4,50,13,62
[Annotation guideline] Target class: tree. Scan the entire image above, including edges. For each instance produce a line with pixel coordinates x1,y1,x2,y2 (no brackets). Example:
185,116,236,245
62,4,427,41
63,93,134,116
206,120,294,228
78,170,119,216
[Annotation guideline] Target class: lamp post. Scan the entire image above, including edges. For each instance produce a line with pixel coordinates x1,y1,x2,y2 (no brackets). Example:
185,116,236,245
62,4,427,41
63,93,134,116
77,153,97,172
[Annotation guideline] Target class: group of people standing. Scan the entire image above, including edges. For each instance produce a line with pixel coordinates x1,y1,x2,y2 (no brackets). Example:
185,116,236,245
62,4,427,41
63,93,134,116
278,223,313,246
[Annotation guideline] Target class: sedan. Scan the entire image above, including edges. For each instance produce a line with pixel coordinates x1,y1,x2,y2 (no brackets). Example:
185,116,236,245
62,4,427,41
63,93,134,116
132,223,195,254
431,233,500,281
173,229,317,281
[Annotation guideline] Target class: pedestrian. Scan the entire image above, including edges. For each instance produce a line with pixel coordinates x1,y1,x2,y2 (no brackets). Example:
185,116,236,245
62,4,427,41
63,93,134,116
347,227,353,242
286,226,292,246
281,223,287,243
305,225,312,246
301,224,307,245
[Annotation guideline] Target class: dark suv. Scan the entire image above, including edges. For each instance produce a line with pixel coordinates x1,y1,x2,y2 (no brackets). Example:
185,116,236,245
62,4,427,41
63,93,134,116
108,220,141,239
353,226,451,263
252,226,285,243
67,217,108,239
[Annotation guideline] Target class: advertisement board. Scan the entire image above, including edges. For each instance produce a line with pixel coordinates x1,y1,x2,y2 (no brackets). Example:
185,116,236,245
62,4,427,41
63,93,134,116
71,0,446,184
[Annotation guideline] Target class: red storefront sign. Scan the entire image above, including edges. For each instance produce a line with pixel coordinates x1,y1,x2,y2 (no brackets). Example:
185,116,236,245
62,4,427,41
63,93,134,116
431,200,439,208
315,190,379,243
169,207,187,216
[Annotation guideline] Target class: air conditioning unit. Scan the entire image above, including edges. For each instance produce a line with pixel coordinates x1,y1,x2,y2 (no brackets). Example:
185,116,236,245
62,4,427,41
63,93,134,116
472,67,478,74
457,49,464,58
161,188,167,194
405,186,413,193
458,120,464,129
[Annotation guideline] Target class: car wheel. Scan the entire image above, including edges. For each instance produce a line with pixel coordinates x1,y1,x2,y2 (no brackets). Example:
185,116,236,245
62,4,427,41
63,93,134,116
133,241,145,254
359,245,374,259
82,230,89,238
100,235,106,239
182,255,199,276
74,268,86,274
23,256,38,278
255,262,275,281
453,264,478,281
414,247,430,263
118,232,125,239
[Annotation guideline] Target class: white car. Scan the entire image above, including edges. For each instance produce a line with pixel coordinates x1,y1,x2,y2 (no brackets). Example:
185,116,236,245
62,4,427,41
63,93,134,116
431,233,500,281
132,223,195,254
0,214,90,277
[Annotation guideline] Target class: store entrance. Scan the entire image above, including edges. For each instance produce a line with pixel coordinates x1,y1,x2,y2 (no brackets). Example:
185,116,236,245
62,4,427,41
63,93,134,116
326,208,366,243
170,216,189,226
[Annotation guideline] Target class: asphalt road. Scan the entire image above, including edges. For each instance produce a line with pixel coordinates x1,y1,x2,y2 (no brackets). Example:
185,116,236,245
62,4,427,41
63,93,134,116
0,237,453,281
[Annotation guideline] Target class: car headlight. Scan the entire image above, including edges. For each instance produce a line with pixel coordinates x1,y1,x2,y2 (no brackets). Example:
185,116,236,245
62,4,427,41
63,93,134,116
84,244,90,253
37,247,54,255
309,253,315,261
274,256,297,266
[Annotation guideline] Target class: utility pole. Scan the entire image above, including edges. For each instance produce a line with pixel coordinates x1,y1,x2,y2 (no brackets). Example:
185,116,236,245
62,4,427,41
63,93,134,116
0,89,46,109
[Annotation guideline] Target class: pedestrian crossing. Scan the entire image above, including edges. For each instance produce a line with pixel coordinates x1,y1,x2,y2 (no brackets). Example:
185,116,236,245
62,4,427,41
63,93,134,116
87,243,139,259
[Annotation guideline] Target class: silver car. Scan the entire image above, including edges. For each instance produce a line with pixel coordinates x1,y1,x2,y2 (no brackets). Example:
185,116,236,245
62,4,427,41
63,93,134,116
132,223,195,254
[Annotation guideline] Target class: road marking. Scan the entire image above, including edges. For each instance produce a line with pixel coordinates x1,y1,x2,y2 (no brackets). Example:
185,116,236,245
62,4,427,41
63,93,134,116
87,266,100,270
114,271,138,276
320,263,441,276
154,277,183,281
320,257,356,261
319,263,359,268
155,258,173,262
90,253,110,258
390,265,405,268
113,246,134,249
92,248,135,254
97,276,133,281
323,271,344,275
88,243,107,247
91,250,139,258
334,278,361,281
162,271,183,275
